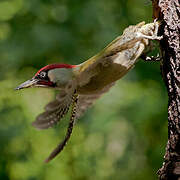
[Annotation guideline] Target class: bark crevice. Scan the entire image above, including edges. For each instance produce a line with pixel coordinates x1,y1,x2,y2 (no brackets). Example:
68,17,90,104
152,0,180,179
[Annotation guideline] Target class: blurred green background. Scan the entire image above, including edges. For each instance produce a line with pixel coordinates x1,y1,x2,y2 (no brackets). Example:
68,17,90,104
0,0,168,179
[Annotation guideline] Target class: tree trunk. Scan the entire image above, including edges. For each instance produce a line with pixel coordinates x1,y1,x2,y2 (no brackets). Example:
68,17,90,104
152,0,180,179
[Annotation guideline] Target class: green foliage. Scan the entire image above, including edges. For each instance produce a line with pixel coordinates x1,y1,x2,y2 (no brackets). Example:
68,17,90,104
0,0,167,179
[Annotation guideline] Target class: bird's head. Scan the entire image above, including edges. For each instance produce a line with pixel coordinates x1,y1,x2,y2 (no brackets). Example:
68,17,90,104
15,64,77,90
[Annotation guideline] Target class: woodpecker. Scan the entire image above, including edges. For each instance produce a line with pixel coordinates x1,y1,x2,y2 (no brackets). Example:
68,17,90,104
16,21,162,162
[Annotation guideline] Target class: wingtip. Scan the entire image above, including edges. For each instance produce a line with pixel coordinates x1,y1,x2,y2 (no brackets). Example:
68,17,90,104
44,158,51,163
14,87,20,90
31,121,44,130
31,121,38,128
32,120,54,130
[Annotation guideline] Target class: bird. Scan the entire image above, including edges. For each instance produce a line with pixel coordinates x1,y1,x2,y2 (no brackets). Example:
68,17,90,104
15,21,162,162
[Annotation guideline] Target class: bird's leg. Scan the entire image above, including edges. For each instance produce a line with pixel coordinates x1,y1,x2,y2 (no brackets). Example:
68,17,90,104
136,19,163,41
44,91,79,163
140,40,162,62
141,53,162,62
136,32,163,40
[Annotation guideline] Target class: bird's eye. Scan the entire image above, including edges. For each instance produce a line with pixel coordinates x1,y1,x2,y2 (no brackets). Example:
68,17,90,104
39,72,46,78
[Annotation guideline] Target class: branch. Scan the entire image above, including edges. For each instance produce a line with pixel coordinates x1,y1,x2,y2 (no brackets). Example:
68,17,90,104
152,0,180,179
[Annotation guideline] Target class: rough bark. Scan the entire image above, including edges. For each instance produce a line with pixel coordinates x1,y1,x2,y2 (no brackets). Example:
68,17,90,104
152,0,180,179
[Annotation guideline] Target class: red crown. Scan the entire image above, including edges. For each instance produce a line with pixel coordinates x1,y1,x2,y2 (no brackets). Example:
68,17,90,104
35,64,76,76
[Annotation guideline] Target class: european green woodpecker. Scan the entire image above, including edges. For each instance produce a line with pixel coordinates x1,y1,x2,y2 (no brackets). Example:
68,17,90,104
16,21,162,162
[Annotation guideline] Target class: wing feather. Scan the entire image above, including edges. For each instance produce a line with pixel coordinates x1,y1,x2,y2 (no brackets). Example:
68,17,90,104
75,83,115,119
32,83,114,129
32,91,73,129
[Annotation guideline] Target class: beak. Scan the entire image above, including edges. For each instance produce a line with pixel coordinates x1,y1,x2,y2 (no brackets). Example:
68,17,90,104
15,78,39,90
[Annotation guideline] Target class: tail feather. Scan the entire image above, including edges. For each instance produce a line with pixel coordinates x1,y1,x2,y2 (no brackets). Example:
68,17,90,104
44,93,78,163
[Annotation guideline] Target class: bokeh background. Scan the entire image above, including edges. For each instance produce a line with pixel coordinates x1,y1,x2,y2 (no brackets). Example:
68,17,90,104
0,0,168,179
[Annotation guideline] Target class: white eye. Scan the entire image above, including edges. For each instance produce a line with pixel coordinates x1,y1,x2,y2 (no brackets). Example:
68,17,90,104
40,71,46,78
